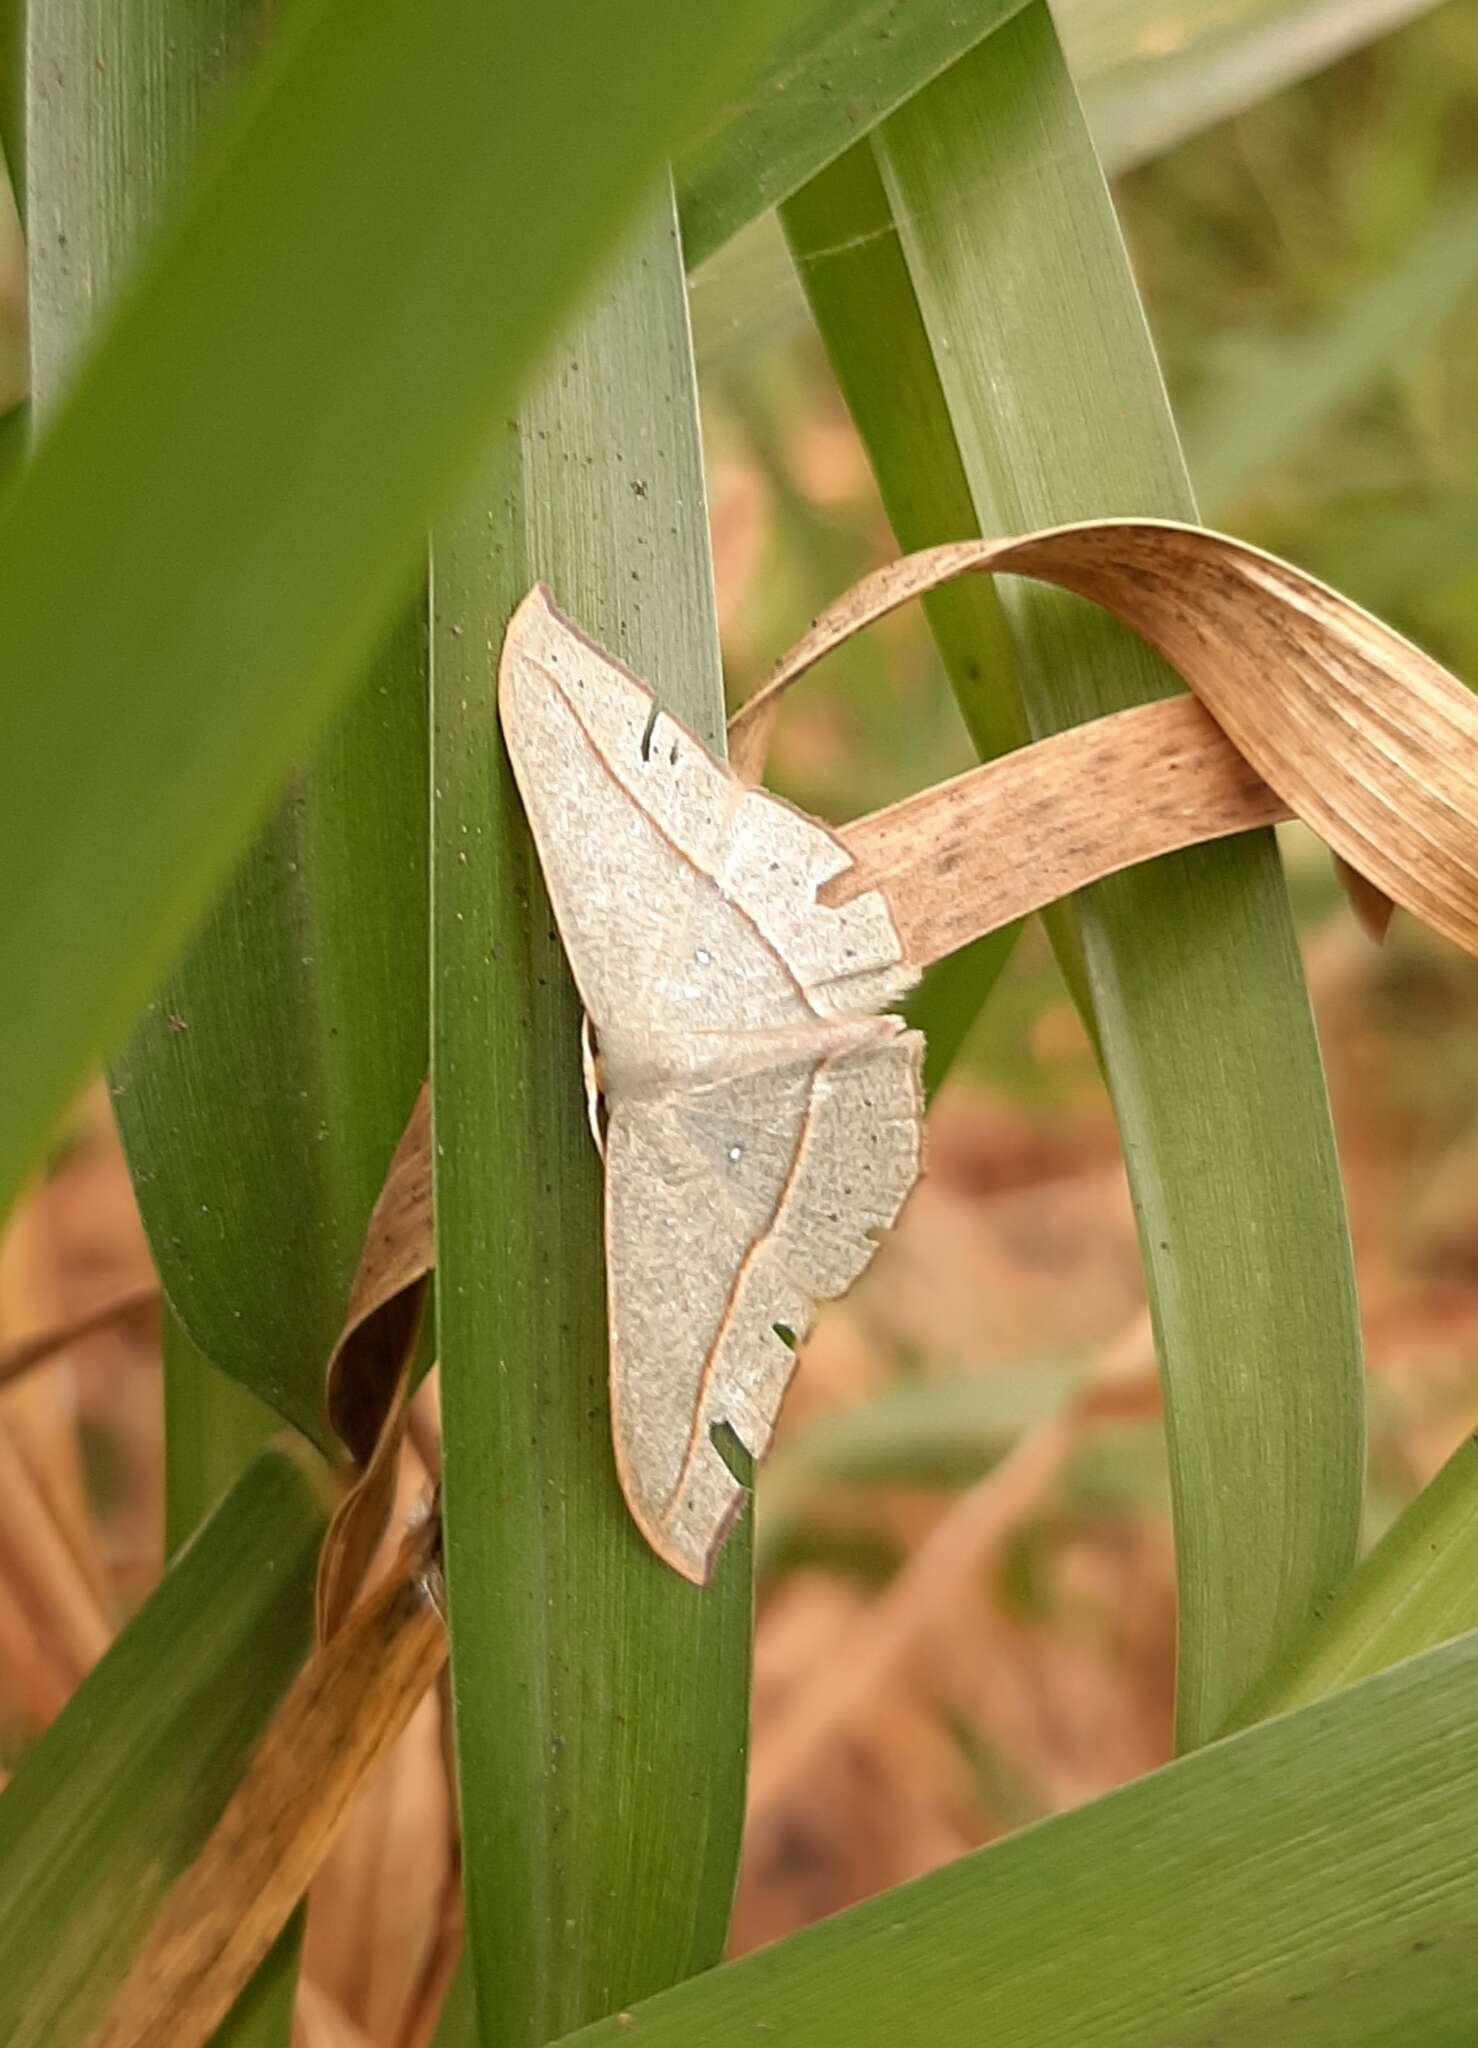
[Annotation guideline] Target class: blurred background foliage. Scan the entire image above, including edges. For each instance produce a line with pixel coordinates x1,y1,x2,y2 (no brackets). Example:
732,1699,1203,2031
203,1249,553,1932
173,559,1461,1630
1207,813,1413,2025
2,0,1478,2024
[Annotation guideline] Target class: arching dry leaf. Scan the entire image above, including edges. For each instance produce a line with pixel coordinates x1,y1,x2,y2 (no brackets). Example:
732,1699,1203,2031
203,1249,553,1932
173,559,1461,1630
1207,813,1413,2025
316,1086,433,1641
830,694,1289,972
731,519,1478,958
89,1515,447,2048
499,587,923,1583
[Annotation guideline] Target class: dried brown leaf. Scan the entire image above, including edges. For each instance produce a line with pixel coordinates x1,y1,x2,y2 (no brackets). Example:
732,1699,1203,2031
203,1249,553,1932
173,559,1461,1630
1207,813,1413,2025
730,520,1478,965
833,696,1288,971
88,1515,448,2048
317,1086,434,1641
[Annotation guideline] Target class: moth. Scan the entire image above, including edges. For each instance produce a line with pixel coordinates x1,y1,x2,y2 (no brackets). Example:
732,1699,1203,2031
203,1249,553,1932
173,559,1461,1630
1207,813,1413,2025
498,586,924,1583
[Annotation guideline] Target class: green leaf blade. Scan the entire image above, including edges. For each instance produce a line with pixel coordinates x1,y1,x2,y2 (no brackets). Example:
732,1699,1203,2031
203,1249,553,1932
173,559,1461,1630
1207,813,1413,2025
870,3,1364,1746
0,0,795,1219
677,0,1031,267
26,0,432,1444
433,187,749,2044
557,1630,1478,2047
780,136,1096,1074
1237,1431,1478,1727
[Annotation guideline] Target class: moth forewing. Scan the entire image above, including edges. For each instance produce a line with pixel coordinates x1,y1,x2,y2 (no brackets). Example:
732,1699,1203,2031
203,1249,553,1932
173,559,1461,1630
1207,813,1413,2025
497,587,925,1580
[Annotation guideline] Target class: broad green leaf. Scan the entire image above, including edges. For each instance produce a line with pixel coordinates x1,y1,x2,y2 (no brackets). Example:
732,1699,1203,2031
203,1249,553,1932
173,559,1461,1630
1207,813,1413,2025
433,186,749,2044
677,0,1030,267
1234,1430,1478,1727
0,0,795,1224
25,21,321,2039
26,0,427,1454
872,3,1363,1746
558,1628,1478,2047
1063,0,1450,175
0,1444,329,2048
1187,183,1478,511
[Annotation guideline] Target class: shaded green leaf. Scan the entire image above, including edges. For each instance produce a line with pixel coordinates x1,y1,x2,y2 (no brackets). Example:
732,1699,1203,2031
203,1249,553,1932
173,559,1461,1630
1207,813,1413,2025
162,1307,286,1560
112,601,429,1439
25,0,430,1449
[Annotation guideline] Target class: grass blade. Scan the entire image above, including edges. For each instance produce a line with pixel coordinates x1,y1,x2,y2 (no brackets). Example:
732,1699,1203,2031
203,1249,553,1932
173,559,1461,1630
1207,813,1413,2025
432,186,749,2043
677,0,1029,266
1234,1431,1478,1726
557,1629,1478,2047
26,0,430,1455
678,0,1447,272
0,1444,330,2047
871,3,1363,1745
23,20,325,2036
780,140,1094,1072
0,0,795,1222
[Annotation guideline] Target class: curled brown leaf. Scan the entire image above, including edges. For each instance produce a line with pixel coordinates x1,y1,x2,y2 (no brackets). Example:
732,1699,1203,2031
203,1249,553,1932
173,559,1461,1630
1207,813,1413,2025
316,1086,434,1641
730,520,1478,964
